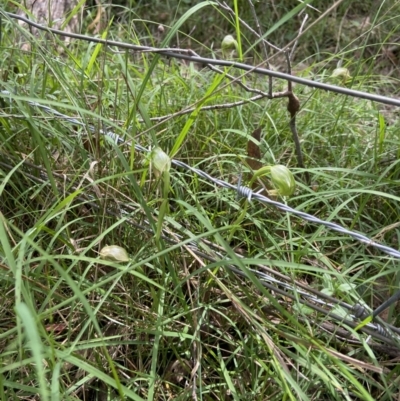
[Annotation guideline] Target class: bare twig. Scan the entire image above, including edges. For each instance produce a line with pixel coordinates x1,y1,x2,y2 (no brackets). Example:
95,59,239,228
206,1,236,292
285,51,310,183
247,0,269,61
289,13,309,61
246,0,273,96
186,49,271,97
297,0,322,13
142,92,289,123
136,75,289,140
281,0,346,54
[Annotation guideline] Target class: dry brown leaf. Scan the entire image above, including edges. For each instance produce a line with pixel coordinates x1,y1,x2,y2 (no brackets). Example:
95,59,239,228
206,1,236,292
246,126,263,171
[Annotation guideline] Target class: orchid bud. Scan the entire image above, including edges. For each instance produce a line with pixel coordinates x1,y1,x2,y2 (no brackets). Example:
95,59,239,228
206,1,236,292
331,67,351,83
270,165,295,196
221,35,238,56
100,245,129,263
152,147,171,175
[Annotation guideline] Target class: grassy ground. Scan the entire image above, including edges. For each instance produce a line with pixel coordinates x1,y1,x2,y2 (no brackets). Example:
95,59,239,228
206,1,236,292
1,1,400,400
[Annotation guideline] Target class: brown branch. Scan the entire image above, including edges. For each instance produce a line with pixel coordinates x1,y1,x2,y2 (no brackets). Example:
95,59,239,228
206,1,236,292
289,13,309,61
143,93,272,123
285,52,310,184
246,0,273,96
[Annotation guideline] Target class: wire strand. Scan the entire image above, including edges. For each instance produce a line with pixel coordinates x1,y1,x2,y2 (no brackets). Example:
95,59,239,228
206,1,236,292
3,11,400,107
1,94,400,344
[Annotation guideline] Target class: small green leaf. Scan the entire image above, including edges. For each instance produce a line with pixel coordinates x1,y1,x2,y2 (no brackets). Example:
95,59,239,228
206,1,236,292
355,315,373,331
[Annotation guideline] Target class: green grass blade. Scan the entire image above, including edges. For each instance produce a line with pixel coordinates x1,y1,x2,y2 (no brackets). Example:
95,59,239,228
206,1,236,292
15,303,49,401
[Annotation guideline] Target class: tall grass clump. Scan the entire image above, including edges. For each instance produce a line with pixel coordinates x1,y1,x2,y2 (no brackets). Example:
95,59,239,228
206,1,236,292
1,1,400,400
